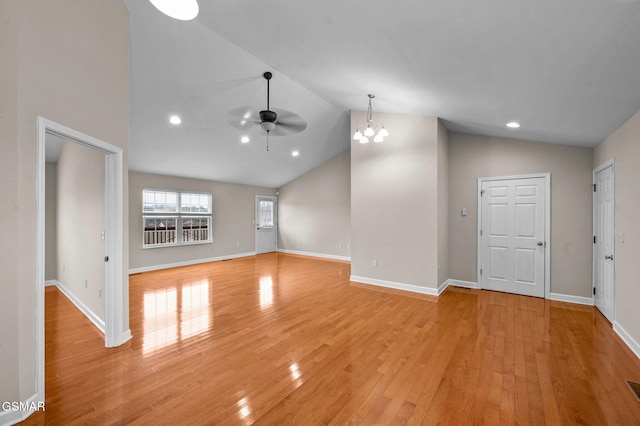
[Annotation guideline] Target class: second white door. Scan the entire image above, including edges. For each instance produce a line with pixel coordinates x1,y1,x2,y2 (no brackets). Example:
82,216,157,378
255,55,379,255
479,176,547,298
593,162,615,322
256,196,277,254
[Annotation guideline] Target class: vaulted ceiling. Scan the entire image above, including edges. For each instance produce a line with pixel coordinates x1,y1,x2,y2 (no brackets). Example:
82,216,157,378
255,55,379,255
122,0,640,188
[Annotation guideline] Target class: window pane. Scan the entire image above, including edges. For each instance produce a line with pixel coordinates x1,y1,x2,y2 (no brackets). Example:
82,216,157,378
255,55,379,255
181,217,211,243
143,216,177,246
180,192,211,213
258,200,273,227
143,190,178,213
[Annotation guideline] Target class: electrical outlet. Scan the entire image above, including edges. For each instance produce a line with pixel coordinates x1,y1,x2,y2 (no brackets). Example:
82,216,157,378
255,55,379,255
85,279,88,288
347,243,350,249
338,243,342,249
237,241,240,247
372,260,377,267
99,288,102,298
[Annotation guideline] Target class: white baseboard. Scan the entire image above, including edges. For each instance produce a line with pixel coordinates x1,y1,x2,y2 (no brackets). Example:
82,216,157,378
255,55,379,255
129,252,257,274
549,292,594,306
0,392,44,426
54,281,105,334
350,275,444,296
277,248,350,262
447,279,478,289
614,321,640,360
44,280,57,287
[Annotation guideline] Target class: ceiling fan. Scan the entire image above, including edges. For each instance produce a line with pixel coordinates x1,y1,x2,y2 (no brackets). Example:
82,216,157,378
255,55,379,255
227,72,307,151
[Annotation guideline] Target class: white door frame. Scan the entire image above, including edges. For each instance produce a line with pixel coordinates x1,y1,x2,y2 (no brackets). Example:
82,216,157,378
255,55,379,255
593,159,615,319
255,195,278,254
477,173,551,298
36,117,130,401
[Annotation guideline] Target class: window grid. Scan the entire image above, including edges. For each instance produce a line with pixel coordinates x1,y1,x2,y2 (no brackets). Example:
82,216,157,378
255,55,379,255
143,189,212,248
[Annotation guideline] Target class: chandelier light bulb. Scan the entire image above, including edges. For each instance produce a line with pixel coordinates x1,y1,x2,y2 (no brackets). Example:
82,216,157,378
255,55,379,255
353,129,363,140
373,133,384,143
364,125,375,137
359,136,370,144
378,125,389,138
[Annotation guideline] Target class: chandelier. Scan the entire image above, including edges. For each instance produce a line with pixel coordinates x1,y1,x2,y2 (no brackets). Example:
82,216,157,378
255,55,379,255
353,94,389,143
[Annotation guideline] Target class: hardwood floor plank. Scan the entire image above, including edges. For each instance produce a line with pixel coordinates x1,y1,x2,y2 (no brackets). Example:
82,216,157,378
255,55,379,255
21,254,640,425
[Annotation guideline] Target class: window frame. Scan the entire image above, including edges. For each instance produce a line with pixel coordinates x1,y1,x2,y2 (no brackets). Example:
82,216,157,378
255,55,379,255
142,189,213,249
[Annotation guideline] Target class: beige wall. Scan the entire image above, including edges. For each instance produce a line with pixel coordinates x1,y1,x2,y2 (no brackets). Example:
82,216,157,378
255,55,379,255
448,133,593,297
0,0,128,406
351,111,441,289
278,150,351,258
0,0,21,405
129,172,277,271
594,109,640,349
57,141,106,321
437,121,449,287
45,162,57,281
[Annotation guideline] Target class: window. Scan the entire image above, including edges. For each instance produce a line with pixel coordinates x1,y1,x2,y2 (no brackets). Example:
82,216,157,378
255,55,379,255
257,199,274,228
143,189,212,248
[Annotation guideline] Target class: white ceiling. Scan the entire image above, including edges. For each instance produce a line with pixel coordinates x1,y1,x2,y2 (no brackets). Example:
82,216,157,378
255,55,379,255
122,0,640,188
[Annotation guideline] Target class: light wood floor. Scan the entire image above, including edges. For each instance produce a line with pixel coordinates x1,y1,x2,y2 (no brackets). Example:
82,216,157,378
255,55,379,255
23,253,640,425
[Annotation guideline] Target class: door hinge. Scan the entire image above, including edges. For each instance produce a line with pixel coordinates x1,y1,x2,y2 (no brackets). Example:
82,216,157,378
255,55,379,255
593,184,596,192
480,189,486,196
104,256,109,262
480,229,483,236
593,287,596,295
593,236,596,244
480,268,483,275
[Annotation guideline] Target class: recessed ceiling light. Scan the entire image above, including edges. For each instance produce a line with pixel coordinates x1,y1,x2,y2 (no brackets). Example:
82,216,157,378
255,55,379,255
241,136,250,143
149,0,199,21
292,151,299,157
506,121,520,128
169,115,182,125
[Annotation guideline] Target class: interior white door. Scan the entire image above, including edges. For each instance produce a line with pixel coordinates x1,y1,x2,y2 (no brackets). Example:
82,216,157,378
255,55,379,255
480,177,546,297
256,196,277,254
594,163,615,322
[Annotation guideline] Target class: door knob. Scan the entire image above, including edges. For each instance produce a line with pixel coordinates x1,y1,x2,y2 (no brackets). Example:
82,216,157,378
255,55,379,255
605,255,614,260
537,241,544,246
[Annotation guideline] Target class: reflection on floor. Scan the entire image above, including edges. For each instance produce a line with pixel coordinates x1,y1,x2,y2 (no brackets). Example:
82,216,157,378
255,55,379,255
24,253,640,425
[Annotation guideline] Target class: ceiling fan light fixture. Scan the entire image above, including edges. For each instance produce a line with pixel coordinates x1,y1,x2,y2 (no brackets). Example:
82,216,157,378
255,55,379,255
260,121,276,132
149,0,199,20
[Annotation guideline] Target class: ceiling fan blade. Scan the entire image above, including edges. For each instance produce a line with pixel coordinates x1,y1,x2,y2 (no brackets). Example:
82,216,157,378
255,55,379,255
271,108,307,136
227,107,259,130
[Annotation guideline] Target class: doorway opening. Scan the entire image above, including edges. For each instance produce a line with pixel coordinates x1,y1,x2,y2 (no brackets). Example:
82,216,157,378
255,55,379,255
36,117,130,402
